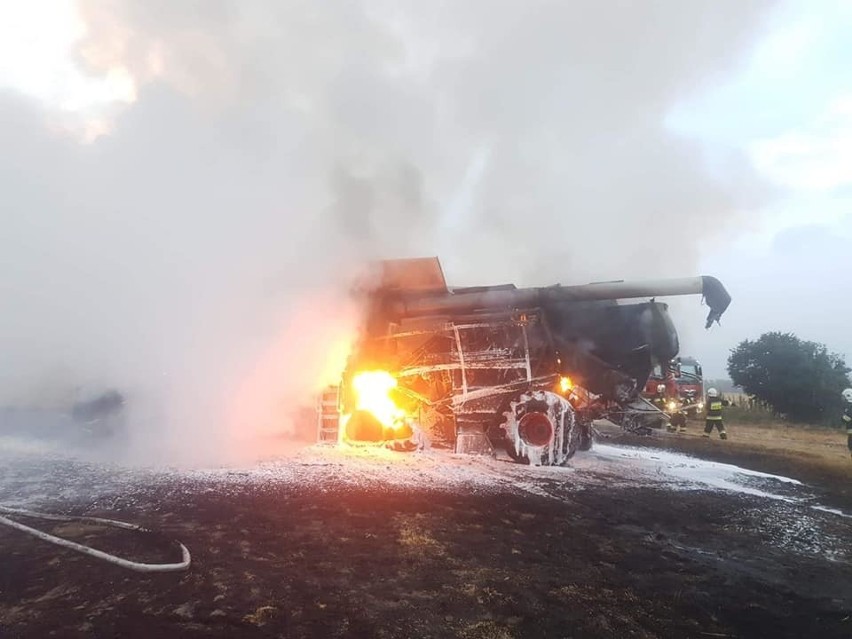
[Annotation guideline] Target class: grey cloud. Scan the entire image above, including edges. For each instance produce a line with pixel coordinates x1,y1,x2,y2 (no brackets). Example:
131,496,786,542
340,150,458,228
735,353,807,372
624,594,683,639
1,0,779,461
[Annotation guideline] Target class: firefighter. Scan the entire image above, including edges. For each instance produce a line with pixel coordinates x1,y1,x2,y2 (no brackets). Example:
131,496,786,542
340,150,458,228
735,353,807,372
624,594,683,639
651,384,668,430
842,388,852,459
654,384,686,434
663,392,686,433
653,384,667,410
668,402,687,434
702,388,727,440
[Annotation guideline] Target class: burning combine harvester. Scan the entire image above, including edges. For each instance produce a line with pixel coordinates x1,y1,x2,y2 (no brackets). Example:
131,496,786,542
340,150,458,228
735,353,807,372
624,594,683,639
318,258,730,465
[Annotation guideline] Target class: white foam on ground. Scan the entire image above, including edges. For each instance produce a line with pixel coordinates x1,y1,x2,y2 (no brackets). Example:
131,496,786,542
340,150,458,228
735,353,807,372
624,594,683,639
2,435,849,563
811,505,852,520
0,435,842,517
580,443,802,500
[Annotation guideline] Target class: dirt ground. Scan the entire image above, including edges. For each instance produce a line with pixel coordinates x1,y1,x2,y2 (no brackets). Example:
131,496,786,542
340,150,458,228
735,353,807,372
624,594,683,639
2,425,852,639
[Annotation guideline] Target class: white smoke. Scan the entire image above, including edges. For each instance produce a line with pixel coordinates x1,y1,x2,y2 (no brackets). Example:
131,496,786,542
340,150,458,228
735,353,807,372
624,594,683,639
0,0,776,463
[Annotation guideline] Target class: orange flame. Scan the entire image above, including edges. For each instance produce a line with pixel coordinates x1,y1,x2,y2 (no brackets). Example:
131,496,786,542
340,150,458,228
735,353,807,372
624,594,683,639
559,375,574,394
351,371,405,428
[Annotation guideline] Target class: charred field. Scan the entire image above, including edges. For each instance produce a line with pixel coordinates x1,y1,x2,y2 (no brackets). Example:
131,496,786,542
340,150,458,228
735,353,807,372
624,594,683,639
1,440,852,639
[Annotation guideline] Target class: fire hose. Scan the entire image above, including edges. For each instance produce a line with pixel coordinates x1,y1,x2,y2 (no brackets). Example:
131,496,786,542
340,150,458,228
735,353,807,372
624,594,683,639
0,504,191,573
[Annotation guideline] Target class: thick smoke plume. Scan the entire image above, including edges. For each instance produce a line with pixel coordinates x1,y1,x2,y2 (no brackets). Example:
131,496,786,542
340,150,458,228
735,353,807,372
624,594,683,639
1,0,774,463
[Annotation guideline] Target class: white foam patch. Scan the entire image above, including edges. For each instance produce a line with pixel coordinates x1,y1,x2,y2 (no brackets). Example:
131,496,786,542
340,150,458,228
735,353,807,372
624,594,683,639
3,435,849,563
0,435,847,519
0,439,544,510
811,505,852,520
580,444,802,500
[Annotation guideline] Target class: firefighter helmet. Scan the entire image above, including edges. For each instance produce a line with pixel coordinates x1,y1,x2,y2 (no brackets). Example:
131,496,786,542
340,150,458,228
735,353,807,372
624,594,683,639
656,384,666,395
842,388,852,403
707,388,719,398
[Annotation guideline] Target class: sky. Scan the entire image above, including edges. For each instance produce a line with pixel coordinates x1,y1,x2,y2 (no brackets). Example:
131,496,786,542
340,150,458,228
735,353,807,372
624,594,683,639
668,0,852,377
0,0,848,460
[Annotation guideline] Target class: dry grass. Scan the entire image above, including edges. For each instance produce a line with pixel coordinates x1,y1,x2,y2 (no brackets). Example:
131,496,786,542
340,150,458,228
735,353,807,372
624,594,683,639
242,605,278,626
458,621,515,639
395,514,447,556
725,420,850,468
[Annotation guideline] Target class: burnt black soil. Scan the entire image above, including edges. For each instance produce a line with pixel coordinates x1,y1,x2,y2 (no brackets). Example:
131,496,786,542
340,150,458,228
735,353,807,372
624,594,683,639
2,459,852,639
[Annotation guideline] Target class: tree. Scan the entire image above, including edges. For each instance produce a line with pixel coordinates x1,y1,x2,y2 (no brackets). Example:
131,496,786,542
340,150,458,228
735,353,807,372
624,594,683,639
727,332,851,424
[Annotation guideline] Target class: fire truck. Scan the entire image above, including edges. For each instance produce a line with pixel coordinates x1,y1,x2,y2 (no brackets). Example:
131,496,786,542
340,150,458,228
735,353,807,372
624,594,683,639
643,356,706,417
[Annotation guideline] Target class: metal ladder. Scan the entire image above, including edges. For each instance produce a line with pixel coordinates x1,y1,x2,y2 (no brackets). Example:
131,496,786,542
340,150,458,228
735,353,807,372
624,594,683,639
316,385,341,443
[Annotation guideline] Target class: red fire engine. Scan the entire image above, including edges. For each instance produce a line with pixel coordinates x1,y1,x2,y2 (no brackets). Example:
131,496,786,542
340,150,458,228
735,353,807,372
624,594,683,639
643,356,705,417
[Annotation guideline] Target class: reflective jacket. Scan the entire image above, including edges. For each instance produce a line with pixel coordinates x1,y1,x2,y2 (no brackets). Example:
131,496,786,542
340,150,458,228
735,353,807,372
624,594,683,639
706,398,724,421
843,404,852,433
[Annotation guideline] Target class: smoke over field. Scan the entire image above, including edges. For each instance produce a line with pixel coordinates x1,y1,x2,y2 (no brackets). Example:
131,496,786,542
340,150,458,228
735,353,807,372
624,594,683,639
0,0,775,463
